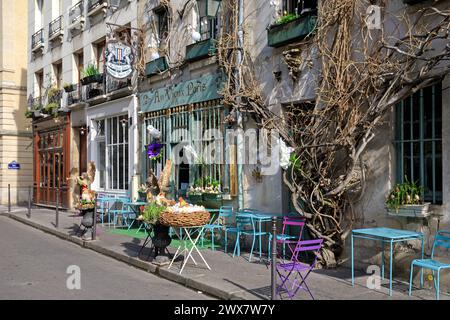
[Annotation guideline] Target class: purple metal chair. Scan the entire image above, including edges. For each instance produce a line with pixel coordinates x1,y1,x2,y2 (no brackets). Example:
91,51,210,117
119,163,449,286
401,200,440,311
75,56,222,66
276,238,323,300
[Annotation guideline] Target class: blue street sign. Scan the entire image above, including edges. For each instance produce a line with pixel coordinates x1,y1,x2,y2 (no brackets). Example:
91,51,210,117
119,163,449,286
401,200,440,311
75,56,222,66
8,161,20,170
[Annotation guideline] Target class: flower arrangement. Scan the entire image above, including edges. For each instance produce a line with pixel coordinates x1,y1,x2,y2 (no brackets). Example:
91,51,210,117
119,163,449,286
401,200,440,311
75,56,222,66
147,142,163,161
386,178,424,211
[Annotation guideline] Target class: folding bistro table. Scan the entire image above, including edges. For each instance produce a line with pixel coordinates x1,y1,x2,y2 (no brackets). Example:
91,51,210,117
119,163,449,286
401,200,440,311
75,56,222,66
351,227,424,296
168,225,211,274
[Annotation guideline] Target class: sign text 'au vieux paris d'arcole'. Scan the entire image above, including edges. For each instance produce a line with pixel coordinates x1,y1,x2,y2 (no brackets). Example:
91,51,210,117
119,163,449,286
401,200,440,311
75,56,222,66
139,73,224,113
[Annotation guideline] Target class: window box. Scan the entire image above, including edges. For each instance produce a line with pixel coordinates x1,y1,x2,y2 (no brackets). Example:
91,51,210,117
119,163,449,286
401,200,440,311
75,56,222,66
387,203,431,218
187,193,203,205
403,0,427,4
202,193,223,209
267,13,317,48
63,84,76,93
81,74,103,86
145,57,169,77
185,38,216,62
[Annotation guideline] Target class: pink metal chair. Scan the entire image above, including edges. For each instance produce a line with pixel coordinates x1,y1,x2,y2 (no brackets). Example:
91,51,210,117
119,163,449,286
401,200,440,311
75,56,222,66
275,216,306,260
276,238,323,300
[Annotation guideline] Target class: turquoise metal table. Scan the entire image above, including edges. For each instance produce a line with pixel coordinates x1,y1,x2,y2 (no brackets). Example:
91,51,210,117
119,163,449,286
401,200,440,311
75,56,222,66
351,227,424,296
123,201,148,232
236,212,283,261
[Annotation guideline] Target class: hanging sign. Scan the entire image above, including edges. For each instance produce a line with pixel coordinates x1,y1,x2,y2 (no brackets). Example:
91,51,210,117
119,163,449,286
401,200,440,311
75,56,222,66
105,41,135,79
8,161,20,170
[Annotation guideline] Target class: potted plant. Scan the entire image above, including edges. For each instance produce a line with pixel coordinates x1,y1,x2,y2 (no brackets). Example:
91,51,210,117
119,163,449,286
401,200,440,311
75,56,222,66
386,178,430,217
138,201,172,260
63,83,76,93
43,102,59,115
187,178,205,205
202,177,223,208
80,64,103,85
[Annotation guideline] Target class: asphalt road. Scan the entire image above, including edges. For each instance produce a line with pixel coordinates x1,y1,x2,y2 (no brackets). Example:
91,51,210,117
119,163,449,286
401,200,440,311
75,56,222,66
0,216,213,300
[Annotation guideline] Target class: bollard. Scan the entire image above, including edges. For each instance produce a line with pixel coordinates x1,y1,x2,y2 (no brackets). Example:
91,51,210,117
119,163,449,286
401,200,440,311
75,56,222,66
55,190,59,228
8,184,11,212
27,186,31,218
271,216,277,300
92,193,97,240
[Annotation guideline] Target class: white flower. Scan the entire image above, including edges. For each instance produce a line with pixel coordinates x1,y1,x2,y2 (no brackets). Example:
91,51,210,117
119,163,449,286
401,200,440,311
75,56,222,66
278,138,295,170
147,125,161,139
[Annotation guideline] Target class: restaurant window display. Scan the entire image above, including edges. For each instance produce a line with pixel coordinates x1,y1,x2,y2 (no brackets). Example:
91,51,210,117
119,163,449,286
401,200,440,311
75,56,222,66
143,102,230,199
94,115,129,191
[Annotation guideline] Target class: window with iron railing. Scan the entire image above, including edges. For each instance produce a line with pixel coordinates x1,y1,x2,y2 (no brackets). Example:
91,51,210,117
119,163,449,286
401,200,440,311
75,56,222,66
69,1,84,24
144,105,228,193
395,82,443,204
282,0,317,16
49,16,63,38
32,29,44,49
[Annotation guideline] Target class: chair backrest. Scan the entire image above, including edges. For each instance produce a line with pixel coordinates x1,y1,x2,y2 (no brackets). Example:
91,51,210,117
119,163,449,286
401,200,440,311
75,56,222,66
292,239,323,267
431,230,450,258
219,206,233,218
281,216,306,241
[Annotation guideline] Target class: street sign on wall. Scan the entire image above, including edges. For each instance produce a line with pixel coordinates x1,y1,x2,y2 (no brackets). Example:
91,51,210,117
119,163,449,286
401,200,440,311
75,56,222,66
8,161,20,170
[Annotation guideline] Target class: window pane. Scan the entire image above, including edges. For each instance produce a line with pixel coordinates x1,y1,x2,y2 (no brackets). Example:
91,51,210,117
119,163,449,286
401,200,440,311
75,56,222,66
435,85,442,139
113,145,118,189
98,141,105,189
412,92,421,140
113,117,117,144
403,97,411,140
119,144,124,190
125,144,129,190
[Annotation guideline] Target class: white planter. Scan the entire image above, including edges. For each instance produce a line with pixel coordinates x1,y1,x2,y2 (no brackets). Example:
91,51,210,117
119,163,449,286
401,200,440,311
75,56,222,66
387,203,431,218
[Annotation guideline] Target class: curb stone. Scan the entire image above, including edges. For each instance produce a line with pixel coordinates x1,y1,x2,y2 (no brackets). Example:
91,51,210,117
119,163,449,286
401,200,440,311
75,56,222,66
4,212,253,300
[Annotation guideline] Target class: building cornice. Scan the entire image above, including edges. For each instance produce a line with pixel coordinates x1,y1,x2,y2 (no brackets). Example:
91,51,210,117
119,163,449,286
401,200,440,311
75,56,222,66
0,130,33,138
0,84,27,92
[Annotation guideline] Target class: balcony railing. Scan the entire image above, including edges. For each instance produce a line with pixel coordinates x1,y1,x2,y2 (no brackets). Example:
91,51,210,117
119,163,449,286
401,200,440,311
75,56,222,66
49,16,63,40
29,96,43,109
88,0,107,12
185,38,216,62
69,1,84,25
31,29,44,50
67,84,82,106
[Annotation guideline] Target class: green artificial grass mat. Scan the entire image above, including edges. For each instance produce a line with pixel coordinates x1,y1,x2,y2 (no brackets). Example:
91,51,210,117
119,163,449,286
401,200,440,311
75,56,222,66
105,227,221,250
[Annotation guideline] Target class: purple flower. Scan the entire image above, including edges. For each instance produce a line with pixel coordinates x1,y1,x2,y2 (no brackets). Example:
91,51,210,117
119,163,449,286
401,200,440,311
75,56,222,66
147,142,163,159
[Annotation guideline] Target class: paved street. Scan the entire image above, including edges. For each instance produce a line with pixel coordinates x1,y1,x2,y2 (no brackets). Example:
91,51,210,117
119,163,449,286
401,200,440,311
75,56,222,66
0,216,213,300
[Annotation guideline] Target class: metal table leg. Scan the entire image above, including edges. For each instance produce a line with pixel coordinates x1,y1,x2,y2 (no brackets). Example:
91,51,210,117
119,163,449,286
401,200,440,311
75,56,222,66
389,239,393,296
351,233,354,286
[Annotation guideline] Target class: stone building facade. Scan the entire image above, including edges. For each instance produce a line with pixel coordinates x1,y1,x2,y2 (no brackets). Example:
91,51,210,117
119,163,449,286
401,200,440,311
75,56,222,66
27,0,140,209
0,0,33,205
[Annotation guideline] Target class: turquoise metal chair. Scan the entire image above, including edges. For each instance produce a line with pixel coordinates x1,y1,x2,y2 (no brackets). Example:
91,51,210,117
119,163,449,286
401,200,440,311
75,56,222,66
228,209,272,261
409,230,450,300
201,206,233,250
109,197,133,229
96,195,116,226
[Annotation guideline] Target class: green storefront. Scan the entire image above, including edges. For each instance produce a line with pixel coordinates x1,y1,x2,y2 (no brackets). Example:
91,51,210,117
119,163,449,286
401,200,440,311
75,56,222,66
139,73,237,206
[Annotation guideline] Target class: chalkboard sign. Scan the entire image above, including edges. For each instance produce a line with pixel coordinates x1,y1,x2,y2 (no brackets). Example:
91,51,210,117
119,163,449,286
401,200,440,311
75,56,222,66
8,161,20,170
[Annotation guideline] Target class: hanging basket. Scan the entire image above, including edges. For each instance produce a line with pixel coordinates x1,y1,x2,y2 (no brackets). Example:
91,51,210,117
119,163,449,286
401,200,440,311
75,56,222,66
159,210,210,228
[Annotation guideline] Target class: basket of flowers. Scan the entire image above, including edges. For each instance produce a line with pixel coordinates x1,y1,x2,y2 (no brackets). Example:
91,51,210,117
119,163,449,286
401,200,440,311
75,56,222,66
159,197,210,228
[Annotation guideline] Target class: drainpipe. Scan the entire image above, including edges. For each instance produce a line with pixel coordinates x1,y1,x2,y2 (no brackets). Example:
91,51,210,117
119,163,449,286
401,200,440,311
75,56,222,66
236,0,245,210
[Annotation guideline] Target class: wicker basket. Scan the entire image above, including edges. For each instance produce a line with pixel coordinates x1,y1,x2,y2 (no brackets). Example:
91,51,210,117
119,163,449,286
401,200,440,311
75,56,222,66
159,210,210,228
